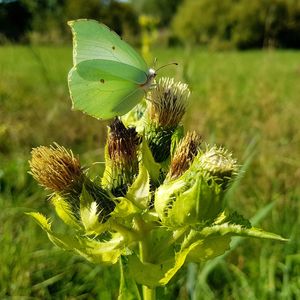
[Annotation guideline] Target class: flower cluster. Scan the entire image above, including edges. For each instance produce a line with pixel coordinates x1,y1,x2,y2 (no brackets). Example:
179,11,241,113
28,77,285,292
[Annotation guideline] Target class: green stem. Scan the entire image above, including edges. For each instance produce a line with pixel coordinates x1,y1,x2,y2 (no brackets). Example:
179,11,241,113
140,239,156,300
142,284,156,300
135,216,156,300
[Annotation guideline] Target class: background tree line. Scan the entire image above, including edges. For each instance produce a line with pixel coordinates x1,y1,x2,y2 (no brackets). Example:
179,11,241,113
1,0,300,49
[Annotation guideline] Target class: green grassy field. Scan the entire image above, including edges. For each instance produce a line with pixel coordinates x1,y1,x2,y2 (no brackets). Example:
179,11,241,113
1,46,299,299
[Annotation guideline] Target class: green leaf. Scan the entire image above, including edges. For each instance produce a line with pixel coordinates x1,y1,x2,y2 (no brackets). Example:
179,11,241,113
197,201,286,283
118,257,141,300
128,254,174,287
186,235,231,263
155,176,223,228
80,185,108,235
51,194,82,230
199,223,287,241
141,139,161,185
26,212,52,231
170,125,184,157
128,238,218,287
27,212,123,264
111,197,141,219
126,163,150,209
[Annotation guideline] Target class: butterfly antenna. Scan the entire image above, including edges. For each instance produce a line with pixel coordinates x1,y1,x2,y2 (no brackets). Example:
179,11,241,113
156,62,178,72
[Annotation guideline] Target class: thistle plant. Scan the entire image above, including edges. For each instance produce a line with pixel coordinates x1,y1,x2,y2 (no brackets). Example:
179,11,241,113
27,20,286,300
28,78,286,299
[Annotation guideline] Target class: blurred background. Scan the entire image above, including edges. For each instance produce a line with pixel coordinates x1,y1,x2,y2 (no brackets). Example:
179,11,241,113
0,0,299,299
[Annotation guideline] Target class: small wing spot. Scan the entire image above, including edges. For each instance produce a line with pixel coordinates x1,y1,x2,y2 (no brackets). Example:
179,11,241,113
112,46,116,50
100,79,105,83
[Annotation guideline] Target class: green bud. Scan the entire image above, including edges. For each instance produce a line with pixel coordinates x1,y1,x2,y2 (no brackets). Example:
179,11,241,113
192,145,239,190
145,77,190,163
102,118,141,197
154,145,238,228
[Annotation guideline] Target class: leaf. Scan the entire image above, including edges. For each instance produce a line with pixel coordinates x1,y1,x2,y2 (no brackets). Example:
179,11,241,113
128,254,174,287
80,185,108,235
170,125,184,157
199,223,287,241
186,236,231,263
27,212,123,264
51,194,82,230
126,163,150,209
197,201,286,283
118,257,141,300
26,212,52,231
111,196,141,220
127,238,218,287
141,139,161,185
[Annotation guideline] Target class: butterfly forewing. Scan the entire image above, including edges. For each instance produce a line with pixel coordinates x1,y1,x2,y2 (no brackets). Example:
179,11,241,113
69,19,148,72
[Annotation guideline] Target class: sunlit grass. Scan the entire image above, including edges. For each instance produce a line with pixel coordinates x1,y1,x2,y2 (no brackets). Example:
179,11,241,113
1,46,299,299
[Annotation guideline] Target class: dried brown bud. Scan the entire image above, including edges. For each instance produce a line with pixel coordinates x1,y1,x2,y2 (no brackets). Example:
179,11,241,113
108,118,141,166
167,131,202,180
103,118,141,196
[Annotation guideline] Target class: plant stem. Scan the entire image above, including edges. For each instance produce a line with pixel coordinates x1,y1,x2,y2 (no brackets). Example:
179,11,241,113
142,284,156,300
135,216,156,300
140,239,156,300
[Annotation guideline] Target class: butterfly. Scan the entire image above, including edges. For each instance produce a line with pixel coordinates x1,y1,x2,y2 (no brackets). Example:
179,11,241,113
68,19,156,120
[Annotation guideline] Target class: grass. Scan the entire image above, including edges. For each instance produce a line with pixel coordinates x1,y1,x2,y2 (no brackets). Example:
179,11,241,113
0,45,299,299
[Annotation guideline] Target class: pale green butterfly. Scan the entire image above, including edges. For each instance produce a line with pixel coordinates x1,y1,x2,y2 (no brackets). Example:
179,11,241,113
68,19,156,120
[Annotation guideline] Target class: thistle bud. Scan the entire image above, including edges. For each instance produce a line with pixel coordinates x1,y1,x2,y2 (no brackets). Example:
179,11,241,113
167,131,201,180
193,145,239,190
145,77,190,163
29,143,83,199
154,145,238,228
102,118,141,197
29,143,115,221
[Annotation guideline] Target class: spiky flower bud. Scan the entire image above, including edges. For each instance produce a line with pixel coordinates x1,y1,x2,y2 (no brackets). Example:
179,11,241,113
167,131,202,180
29,143,83,197
102,118,141,197
29,143,115,220
148,77,190,128
155,145,239,228
194,145,238,189
145,77,190,163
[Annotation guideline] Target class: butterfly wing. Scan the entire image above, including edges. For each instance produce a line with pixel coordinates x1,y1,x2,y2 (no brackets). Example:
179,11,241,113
69,59,145,119
68,19,149,119
69,19,148,72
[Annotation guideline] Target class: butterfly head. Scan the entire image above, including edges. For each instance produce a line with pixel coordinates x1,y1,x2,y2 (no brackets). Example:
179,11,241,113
148,68,157,81
140,68,157,90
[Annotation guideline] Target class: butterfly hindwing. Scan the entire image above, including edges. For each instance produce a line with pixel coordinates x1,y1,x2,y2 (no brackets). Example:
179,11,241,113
69,64,145,119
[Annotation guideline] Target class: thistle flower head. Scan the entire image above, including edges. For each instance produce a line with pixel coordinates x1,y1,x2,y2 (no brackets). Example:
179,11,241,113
108,118,141,165
103,118,141,196
197,145,239,188
145,78,190,163
29,143,83,196
167,131,202,180
148,77,190,128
